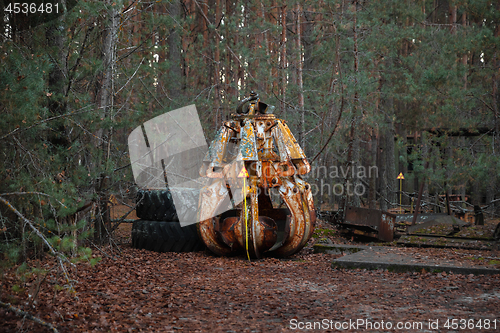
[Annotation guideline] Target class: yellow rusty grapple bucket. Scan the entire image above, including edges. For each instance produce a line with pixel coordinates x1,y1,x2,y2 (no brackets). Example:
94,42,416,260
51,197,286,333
197,92,316,258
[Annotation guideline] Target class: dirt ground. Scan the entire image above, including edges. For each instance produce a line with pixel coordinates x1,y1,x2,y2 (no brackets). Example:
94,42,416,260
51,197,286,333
1,217,499,332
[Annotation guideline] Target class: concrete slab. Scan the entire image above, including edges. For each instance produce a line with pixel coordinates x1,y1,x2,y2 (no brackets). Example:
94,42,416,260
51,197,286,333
313,243,384,255
397,235,495,250
322,245,500,275
395,213,448,223
407,215,468,234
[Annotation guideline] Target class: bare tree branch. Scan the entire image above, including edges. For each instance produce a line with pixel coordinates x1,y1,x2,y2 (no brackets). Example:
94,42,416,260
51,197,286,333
0,301,59,333
0,197,75,294
0,107,93,141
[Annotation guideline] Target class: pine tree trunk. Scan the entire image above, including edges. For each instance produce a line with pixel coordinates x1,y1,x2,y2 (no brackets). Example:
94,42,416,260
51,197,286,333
46,17,68,148
260,3,268,93
225,0,232,104
214,0,222,126
168,0,182,99
385,115,396,209
461,11,468,89
232,0,240,100
296,4,305,149
269,0,278,96
369,129,378,209
95,0,119,243
280,4,287,112
379,132,388,211
487,47,498,215
347,0,361,208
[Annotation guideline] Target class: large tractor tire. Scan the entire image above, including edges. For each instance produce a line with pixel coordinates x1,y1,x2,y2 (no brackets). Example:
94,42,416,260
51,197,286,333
131,220,205,253
135,189,178,221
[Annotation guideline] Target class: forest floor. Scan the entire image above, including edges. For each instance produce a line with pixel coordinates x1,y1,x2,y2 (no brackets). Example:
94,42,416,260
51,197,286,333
1,216,500,332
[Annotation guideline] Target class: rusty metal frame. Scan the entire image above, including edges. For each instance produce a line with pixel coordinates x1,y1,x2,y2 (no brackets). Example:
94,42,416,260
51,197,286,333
341,206,396,242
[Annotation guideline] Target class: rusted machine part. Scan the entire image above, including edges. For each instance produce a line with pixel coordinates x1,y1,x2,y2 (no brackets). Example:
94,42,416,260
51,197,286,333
197,179,233,256
199,218,232,256
255,216,278,251
268,179,307,257
270,176,316,256
197,93,315,258
295,177,317,244
378,212,395,242
219,216,242,251
341,206,396,242
249,177,260,258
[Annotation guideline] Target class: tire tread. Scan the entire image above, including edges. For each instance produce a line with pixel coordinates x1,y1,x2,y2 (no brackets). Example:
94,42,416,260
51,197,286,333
131,220,204,253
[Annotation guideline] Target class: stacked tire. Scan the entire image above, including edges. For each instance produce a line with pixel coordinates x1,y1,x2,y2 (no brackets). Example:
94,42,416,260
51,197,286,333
132,189,205,253
135,189,178,222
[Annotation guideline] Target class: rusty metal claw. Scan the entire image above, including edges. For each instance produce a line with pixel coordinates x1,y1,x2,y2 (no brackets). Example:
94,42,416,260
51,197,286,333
197,93,316,258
